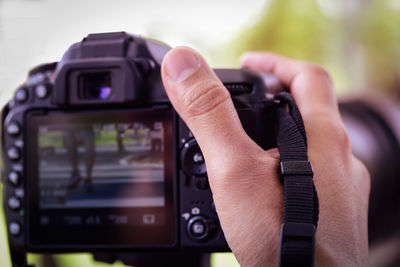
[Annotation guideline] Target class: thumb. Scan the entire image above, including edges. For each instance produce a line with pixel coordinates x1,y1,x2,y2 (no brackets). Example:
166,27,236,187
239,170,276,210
161,47,261,169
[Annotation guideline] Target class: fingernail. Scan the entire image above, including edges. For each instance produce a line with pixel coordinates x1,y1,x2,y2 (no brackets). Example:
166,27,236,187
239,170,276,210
165,48,200,82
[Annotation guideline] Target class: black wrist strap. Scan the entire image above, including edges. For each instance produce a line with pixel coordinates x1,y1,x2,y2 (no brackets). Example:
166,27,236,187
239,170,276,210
273,92,319,267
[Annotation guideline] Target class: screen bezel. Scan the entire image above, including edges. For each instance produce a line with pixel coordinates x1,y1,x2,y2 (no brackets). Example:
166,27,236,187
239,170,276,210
25,108,177,249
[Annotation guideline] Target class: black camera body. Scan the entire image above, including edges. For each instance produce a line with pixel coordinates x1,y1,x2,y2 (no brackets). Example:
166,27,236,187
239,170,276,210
2,32,278,262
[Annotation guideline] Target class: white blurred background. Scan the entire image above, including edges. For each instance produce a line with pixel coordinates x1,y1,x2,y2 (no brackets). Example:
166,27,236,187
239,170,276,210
0,0,265,105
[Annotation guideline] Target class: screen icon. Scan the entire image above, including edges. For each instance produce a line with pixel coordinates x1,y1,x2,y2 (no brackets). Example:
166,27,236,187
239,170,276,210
143,214,156,224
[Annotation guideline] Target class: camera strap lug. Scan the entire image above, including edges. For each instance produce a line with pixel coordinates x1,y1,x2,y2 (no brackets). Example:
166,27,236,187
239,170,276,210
272,92,319,267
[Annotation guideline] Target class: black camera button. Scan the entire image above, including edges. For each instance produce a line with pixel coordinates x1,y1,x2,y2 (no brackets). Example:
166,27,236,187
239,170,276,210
15,188,24,198
192,221,206,236
9,221,21,236
8,171,21,186
6,122,21,136
14,88,28,103
187,216,216,241
193,176,209,190
7,147,21,161
8,196,21,210
35,84,49,99
193,152,204,164
181,139,207,176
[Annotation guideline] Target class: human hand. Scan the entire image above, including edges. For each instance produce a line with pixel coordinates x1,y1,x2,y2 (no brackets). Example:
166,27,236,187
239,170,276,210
161,47,370,266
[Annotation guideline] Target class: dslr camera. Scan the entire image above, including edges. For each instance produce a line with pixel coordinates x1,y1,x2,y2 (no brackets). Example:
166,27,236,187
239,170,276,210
2,32,279,265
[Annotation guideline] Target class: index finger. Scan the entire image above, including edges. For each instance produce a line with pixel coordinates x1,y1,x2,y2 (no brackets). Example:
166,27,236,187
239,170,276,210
240,52,340,118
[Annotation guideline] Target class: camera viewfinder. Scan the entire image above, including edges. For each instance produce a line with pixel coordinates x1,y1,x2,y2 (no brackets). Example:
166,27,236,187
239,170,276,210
80,72,112,100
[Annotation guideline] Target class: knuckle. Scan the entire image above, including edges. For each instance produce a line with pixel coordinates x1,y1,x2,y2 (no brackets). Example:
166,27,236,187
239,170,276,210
181,80,231,118
327,121,352,153
328,121,351,147
348,156,370,201
358,161,371,184
303,63,333,86
309,115,352,152
359,162,371,192
305,63,330,78
337,126,352,154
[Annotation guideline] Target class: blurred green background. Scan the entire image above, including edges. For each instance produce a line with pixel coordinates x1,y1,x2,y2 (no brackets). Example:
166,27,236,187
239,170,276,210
1,0,399,266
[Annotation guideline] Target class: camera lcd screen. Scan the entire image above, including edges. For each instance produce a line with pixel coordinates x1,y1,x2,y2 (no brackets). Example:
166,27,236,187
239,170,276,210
26,109,176,247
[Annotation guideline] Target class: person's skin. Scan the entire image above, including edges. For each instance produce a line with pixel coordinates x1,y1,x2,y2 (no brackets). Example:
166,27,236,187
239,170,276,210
161,47,370,266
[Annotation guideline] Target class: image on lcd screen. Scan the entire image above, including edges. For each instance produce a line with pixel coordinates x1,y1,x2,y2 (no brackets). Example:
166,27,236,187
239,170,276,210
38,120,165,209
